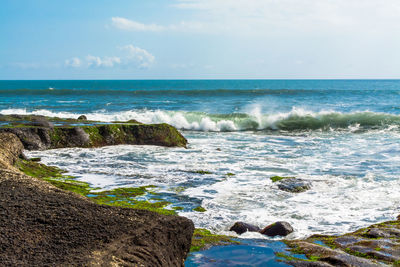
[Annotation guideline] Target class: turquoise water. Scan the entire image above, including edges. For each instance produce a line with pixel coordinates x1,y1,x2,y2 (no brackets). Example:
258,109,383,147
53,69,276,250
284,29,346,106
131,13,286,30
5,80,400,266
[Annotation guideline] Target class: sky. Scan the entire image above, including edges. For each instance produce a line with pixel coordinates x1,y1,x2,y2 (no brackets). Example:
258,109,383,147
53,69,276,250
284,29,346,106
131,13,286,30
1,0,400,79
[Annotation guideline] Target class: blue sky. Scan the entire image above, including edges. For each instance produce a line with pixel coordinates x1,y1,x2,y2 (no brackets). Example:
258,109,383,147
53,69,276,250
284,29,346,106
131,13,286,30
1,0,400,79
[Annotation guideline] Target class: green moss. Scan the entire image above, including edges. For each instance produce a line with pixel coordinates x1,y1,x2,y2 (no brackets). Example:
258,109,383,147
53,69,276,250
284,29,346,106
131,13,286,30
275,252,320,262
44,178,92,196
82,126,104,146
344,247,370,258
16,159,66,179
172,206,184,211
87,186,175,216
190,228,239,252
270,176,296,183
226,173,235,176
193,206,207,212
16,159,176,215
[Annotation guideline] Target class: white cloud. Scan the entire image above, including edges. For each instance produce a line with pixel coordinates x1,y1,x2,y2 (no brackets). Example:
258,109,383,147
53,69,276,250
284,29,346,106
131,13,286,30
120,45,155,68
64,45,154,69
86,55,121,67
110,17,204,32
111,17,164,31
65,57,82,68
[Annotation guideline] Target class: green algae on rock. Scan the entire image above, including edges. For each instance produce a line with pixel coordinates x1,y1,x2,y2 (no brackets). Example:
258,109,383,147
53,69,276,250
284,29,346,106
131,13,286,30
193,206,207,212
281,218,400,266
16,159,177,216
0,115,187,150
270,176,296,183
190,228,239,252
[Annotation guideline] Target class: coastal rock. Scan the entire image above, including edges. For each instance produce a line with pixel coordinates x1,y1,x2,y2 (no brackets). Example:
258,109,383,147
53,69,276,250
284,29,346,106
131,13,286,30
78,115,87,120
0,133,24,171
30,117,54,128
0,133,194,266
260,221,293,237
0,116,188,150
229,222,261,235
284,217,400,266
277,178,311,193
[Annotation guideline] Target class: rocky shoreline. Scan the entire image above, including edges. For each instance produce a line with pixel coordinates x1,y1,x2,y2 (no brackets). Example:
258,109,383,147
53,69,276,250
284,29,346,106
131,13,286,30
0,118,193,266
0,115,399,266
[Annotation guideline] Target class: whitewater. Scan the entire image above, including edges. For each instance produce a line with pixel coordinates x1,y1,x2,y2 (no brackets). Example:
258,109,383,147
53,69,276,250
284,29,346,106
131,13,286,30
1,80,400,241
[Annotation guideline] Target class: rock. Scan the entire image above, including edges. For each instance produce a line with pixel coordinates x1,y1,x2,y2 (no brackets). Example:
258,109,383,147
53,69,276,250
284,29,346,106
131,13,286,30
0,120,187,150
365,228,391,238
0,137,194,266
229,222,261,235
30,117,54,128
288,261,334,267
260,221,294,237
77,115,87,120
277,178,311,193
0,133,24,171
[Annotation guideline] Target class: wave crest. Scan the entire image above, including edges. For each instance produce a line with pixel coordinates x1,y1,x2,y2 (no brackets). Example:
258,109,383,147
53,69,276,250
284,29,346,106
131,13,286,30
1,108,400,132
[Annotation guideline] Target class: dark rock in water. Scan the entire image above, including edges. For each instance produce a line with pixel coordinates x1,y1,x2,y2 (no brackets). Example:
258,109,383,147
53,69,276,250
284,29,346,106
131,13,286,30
77,115,87,120
260,221,293,237
229,222,261,235
397,214,400,220
277,178,311,193
30,157,41,162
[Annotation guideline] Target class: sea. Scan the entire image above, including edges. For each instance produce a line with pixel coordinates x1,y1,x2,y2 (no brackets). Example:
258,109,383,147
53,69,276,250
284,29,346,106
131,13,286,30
1,80,400,266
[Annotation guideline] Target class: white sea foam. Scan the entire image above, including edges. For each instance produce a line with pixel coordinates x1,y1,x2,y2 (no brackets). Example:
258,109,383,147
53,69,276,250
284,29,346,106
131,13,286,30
26,130,400,239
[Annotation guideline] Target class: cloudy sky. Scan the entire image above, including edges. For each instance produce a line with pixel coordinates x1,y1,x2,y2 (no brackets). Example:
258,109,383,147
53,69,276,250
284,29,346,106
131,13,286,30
1,0,400,79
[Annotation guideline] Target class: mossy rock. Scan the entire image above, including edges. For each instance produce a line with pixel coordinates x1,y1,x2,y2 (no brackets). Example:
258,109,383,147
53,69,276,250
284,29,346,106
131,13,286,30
190,229,239,252
193,206,206,212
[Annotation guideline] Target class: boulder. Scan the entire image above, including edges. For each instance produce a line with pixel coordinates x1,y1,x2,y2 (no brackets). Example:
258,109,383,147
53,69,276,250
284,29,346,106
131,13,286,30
229,222,261,235
260,221,294,237
78,115,87,120
30,117,54,128
277,178,311,193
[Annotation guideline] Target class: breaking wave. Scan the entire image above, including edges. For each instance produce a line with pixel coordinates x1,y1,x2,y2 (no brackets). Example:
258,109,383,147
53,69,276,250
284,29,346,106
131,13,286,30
1,108,400,132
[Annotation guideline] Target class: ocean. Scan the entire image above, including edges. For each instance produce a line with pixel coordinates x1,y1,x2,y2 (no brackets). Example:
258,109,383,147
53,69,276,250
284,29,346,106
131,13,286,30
2,80,400,265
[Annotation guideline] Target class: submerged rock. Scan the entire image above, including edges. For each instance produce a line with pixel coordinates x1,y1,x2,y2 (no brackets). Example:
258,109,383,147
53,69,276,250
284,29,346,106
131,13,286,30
277,178,311,193
229,222,261,235
260,221,294,237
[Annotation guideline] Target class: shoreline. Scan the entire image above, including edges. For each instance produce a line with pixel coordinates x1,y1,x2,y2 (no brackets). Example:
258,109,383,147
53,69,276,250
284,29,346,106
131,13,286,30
0,115,399,266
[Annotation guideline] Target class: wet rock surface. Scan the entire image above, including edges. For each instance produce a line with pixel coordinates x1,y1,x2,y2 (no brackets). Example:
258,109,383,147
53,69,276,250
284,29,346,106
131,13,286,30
277,178,311,193
261,221,294,237
229,222,261,235
282,218,400,266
